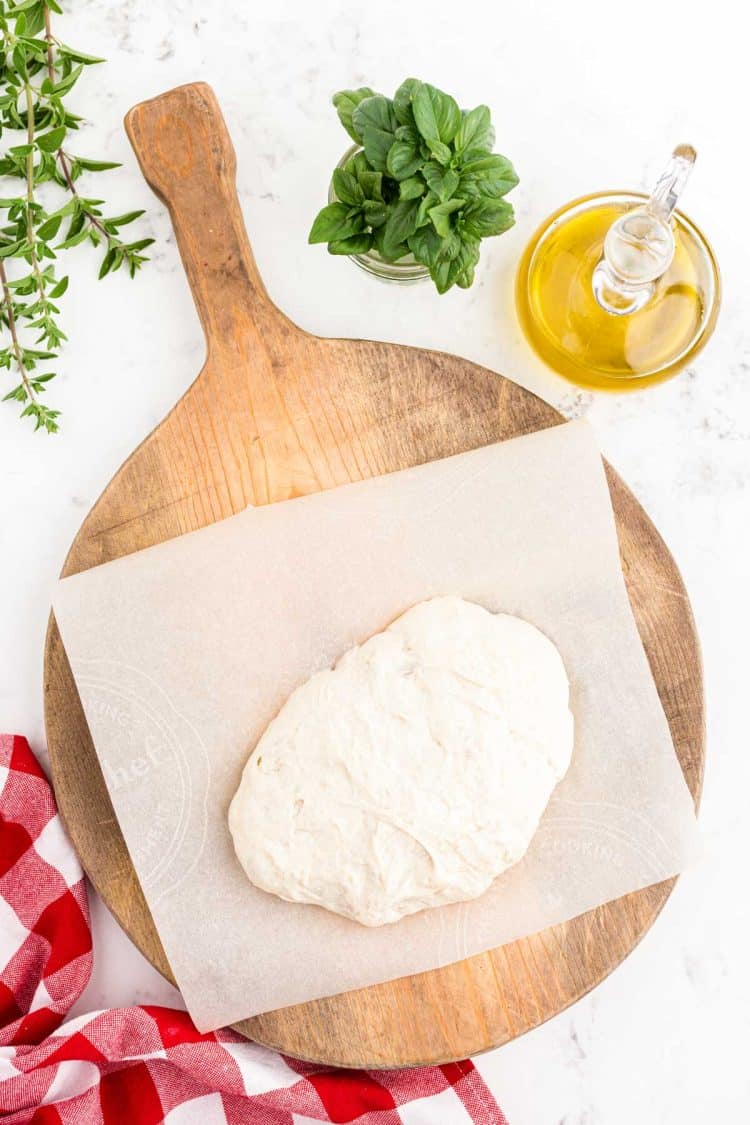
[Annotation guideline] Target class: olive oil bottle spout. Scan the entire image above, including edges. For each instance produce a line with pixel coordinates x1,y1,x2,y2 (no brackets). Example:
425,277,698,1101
592,146,697,316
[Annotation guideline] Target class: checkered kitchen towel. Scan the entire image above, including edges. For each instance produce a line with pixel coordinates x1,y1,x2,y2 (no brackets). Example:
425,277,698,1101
0,735,508,1123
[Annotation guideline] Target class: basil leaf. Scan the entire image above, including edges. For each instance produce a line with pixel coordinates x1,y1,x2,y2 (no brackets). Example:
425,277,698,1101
416,190,438,228
395,123,420,144
454,240,481,288
408,224,442,268
345,150,370,179
412,82,461,146
308,202,364,244
461,198,514,238
328,232,373,255
399,176,425,200
373,225,411,260
352,95,397,137
460,151,518,186
382,198,420,257
363,199,388,227
436,229,462,263
427,138,452,165
386,139,422,181
393,77,420,127
332,87,376,142
362,127,395,172
454,105,494,154
356,169,383,202
432,258,452,294
422,162,460,202
450,238,481,290
428,198,464,238
332,168,364,206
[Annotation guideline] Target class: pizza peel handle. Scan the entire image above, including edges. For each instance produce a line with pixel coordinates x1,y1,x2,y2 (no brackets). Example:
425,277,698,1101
124,81,291,352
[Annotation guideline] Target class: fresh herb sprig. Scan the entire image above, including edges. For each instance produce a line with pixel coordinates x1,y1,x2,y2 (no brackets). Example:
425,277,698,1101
0,0,153,433
309,79,518,294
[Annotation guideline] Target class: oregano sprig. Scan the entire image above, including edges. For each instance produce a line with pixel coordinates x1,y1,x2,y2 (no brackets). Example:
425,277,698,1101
309,79,518,294
0,0,153,433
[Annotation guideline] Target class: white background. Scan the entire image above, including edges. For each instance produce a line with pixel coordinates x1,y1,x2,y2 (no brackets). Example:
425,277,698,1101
0,1,748,1121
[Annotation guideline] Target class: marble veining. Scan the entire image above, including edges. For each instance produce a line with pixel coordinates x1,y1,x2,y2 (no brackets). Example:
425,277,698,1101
0,2,748,1122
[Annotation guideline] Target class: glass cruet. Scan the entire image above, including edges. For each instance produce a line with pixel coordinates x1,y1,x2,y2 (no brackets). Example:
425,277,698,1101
515,147,720,390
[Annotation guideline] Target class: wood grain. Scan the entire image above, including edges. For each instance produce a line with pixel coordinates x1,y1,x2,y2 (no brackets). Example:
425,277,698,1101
43,83,704,1069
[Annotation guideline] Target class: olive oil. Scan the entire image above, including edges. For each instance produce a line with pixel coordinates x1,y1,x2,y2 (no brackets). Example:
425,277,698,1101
516,192,720,390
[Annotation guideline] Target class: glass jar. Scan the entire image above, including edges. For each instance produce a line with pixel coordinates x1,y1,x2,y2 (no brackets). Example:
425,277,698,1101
328,145,430,284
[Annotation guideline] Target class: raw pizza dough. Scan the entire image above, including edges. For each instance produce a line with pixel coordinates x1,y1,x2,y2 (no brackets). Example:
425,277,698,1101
228,597,574,926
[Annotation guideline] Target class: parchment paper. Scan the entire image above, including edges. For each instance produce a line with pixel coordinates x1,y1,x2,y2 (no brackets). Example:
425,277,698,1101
53,421,700,1032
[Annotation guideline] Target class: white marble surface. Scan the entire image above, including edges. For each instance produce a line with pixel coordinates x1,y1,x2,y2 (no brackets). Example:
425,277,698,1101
0,0,748,1120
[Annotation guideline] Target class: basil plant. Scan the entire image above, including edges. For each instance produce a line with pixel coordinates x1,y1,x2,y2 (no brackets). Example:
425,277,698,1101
309,79,518,294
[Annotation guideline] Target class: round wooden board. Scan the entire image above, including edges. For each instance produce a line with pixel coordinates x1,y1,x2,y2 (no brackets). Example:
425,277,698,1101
44,84,704,1069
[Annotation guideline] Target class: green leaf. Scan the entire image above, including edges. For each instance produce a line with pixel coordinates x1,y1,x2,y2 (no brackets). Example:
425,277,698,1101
393,78,420,127
394,123,420,144
43,199,78,221
422,162,460,202
351,95,397,138
98,247,117,278
363,200,388,227
408,224,442,268
416,190,439,228
432,259,452,294
56,43,106,65
435,229,462,263
357,169,383,202
344,150,371,180
55,228,90,249
332,168,363,206
37,214,62,240
459,152,518,194
2,384,27,404
123,238,154,252
398,176,425,200
0,240,26,258
328,232,373,255
361,128,395,173
412,82,461,146
73,157,122,171
461,198,514,238
429,198,465,238
332,87,376,142
452,238,481,290
107,209,146,228
427,138,452,165
65,209,86,240
308,201,364,244
382,198,420,258
386,138,422,181
36,126,66,152
9,144,35,157
12,45,29,80
373,226,411,261
41,64,84,98
454,105,495,154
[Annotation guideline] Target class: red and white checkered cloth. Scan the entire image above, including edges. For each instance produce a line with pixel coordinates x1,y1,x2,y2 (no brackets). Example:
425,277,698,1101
0,735,508,1124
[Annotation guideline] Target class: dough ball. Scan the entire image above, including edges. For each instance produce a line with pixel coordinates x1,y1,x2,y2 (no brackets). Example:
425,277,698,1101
228,597,574,926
